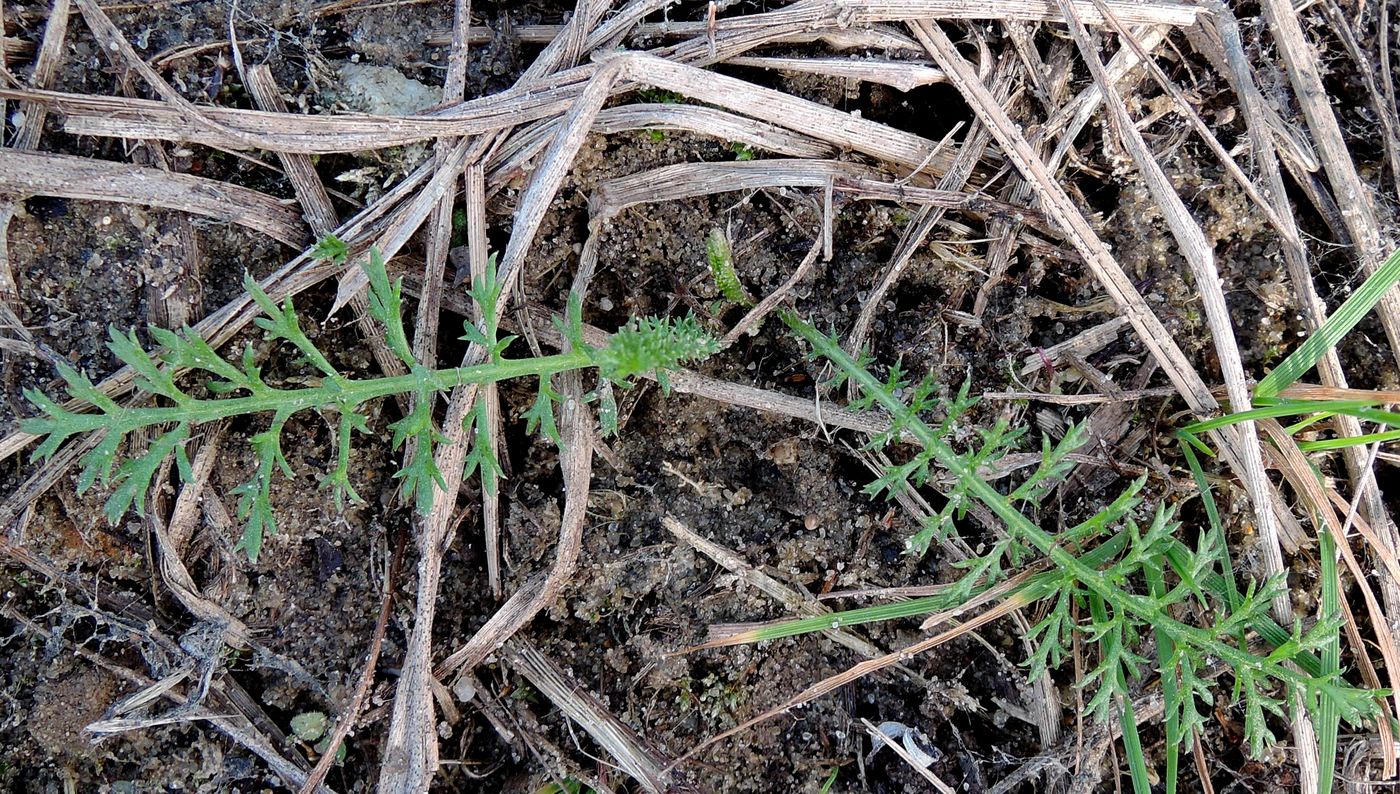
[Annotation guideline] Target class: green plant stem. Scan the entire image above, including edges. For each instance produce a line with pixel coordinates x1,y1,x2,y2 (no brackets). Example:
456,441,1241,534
54,351,591,434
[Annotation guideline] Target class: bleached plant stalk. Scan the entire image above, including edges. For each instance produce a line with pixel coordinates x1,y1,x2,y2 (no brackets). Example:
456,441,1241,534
23,236,717,561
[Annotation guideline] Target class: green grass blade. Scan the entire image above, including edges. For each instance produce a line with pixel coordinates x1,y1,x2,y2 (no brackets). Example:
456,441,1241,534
1283,412,1335,436
1119,696,1151,794
1316,529,1341,794
1298,427,1400,452
1183,398,1400,452
1181,399,1391,436
1087,592,1149,794
1255,246,1400,400
1146,563,1182,794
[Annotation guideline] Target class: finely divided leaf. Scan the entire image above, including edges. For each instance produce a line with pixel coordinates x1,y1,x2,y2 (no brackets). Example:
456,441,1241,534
592,314,718,384
390,389,445,514
464,253,512,362
462,400,503,497
525,377,563,448
243,273,339,379
706,228,753,307
361,249,415,368
108,327,183,402
103,423,190,523
232,417,292,562
597,380,619,438
149,325,251,390
323,406,370,509
312,234,350,264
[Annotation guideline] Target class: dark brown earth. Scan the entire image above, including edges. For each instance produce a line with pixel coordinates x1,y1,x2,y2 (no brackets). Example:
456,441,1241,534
1,1,1397,793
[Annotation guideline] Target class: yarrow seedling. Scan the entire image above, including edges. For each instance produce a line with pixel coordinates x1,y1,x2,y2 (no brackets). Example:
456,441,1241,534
23,235,718,562
700,228,1381,793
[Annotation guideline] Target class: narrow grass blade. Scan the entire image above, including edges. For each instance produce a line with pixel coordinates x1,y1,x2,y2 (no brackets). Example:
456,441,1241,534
1087,592,1149,794
1298,428,1400,452
1283,412,1335,436
1182,399,1395,436
1147,564,1182,794
1255,246,1400,400
1316,529,1341,794
1119,697,1151,794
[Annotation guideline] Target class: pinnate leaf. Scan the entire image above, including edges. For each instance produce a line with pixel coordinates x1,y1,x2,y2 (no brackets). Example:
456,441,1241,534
104,423,190,523
361,249,415,367
109,327,183,401
525,378,562,448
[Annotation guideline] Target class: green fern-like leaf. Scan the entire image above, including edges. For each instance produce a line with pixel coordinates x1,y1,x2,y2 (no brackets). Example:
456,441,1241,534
1240,671,1287,758
525,378,563,448
592,314,718,384
245,273,340,380
54,361,121,414
21,239,721,565
1024,585,1075,681
104,423,191,522
597,381,619,438
389,390,446,514
148,325,250,392
707,228,752,307
312,234,350,264
232,416,293,561
462,253,517,364
1166,648,1213,744
776,304,1382,769
463,400,503,496
1007,423,1088,505
323,405,370,509
362,248,415,368
109,326,184,402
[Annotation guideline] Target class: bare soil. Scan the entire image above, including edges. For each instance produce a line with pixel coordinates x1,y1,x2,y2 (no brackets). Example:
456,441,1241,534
1,2,1396,793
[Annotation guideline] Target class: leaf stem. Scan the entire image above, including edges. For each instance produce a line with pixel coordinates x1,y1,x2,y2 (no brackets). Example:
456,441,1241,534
74,351,592,433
